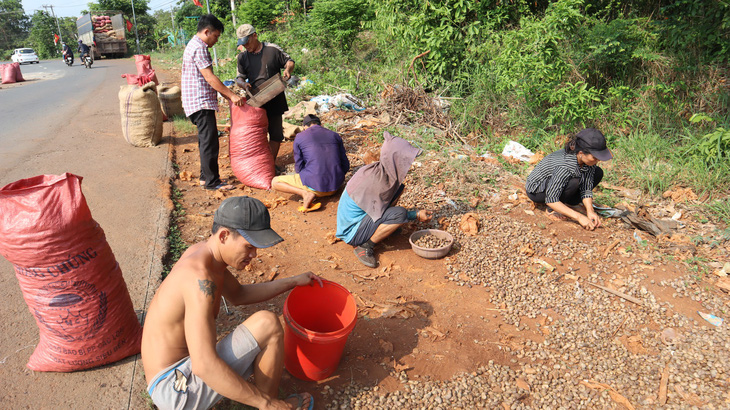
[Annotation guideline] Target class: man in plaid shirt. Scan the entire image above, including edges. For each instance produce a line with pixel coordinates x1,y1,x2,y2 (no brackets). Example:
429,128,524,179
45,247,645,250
182,14,244,191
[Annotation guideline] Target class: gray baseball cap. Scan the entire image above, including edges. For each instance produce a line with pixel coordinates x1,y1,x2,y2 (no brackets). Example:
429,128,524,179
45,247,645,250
213,196,283,248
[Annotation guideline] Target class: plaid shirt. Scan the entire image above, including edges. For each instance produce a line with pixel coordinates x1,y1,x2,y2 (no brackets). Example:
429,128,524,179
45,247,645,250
181,35,218,117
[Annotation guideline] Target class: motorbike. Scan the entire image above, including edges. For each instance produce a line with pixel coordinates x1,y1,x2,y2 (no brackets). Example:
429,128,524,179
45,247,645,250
64,54,73,66
82,53,93,69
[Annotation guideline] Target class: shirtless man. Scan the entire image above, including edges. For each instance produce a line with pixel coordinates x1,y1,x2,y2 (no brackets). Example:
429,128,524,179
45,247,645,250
141,196,318,410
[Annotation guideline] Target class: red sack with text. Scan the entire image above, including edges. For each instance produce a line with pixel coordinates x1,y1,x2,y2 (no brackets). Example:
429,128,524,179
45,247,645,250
1,63,16,84
229,102,274,189
0,174,142,372
11,62,25,82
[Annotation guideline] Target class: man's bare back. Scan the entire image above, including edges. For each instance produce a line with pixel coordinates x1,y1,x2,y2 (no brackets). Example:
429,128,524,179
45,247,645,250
142,241,221,383
141,195,318,409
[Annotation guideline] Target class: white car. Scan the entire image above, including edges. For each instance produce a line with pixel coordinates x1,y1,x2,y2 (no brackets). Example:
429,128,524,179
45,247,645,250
11,48,40,64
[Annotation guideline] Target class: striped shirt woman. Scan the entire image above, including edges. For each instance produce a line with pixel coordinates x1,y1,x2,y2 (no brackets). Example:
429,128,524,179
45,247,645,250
525,128,613,230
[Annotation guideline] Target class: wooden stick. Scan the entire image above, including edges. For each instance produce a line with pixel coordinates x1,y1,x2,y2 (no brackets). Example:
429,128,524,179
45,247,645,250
587,282,643,306
610,316,629,338
658,362,669,405
603,238,621,258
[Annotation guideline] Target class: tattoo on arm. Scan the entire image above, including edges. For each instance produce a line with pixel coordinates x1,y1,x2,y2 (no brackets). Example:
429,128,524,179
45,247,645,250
198,279,217,299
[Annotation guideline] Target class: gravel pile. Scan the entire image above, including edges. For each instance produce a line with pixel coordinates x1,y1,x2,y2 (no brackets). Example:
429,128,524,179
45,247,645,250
323,211,729,408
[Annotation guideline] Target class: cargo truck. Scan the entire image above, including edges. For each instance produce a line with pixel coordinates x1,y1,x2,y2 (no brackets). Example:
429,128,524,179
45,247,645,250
77,11,127,59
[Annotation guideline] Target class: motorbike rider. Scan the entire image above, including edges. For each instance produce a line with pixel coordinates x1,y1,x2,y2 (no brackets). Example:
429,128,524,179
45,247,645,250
78,40,91,62
62,41,73,64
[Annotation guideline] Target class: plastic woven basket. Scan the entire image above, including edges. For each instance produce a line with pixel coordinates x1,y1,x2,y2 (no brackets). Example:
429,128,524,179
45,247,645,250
246,74,286,108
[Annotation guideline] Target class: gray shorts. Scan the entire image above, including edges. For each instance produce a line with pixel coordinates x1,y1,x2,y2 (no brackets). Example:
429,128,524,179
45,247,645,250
348,206,408,247
147,324,261,410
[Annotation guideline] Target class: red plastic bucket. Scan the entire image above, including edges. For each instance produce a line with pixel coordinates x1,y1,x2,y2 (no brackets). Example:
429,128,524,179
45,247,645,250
283,279,357,381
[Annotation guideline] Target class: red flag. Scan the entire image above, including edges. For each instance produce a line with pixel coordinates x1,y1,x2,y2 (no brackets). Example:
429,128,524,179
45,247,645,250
193,0,203,6
126,19,133,32
53,34,60,45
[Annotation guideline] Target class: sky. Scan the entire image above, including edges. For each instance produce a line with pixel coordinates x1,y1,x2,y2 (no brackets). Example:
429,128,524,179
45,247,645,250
21,0,180,18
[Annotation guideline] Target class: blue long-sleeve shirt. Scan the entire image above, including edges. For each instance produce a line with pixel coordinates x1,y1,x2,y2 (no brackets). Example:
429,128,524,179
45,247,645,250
294,124,350,192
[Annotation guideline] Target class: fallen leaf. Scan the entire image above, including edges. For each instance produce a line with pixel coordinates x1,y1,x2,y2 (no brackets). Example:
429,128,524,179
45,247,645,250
325,231,341,244
460,213,480,236
265,268,278,281
438,216,450,229
470,197,481,208
393,360,412,372
528,152,544,164
516,377,531,391
662,187,698,202
423,326,446,340
179,170,193,181
580,380,636,410
520,244,535,256
674,385,705,406
717,277,730,293
524,209,535,215
658,363,669,405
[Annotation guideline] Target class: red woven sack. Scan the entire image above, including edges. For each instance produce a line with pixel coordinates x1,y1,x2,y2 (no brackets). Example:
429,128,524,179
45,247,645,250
229,102,274,189
1,63,16,84
0,174,142,372
11,62,25,82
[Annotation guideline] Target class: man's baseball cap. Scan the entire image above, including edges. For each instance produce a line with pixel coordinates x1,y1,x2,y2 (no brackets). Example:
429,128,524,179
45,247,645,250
576,128,613,161
302,114,320,127
236,24,256,46
214,196,283,248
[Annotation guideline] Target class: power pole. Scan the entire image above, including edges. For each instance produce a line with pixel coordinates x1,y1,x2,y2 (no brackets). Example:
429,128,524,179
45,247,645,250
130,0,142,54
205,0,218,66
42,5,63,48
170,5,176,46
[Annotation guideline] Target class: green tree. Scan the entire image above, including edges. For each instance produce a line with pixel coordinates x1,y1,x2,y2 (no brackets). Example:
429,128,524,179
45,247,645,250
235,0,284,29
0,0,30,52
307,0,372,50
27,10,58,59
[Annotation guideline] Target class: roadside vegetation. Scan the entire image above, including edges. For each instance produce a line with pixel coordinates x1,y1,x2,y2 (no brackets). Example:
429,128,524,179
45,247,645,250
158,0,729,224
4,0,726,221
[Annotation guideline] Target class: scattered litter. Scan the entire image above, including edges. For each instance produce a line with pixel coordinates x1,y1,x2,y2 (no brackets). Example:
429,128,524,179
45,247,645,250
534,258,555,272
714,262,730,277
580,380,636,410
633,230,644,244
179,170,193,181
262,197,288,209
460,213,480,236
662,187,698,202
501,140,534,162
310,93,364,112
698,311,723,327
672,211,683,220
623,208,682,236
660,328,678,345
593,204,628,218
222,80,234,87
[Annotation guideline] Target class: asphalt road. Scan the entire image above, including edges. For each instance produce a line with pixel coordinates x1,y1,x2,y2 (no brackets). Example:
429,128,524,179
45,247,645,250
0,58,172,408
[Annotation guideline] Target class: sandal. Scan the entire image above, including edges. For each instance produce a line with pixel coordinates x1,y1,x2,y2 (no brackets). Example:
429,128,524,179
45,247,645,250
286,392,314,410
205,183,235,191
297,202,322,213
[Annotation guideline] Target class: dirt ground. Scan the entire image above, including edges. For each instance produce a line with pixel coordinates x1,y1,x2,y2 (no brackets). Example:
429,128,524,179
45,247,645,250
160,93,729,408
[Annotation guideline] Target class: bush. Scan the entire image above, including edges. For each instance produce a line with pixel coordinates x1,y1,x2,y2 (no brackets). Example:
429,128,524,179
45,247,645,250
306,0,372,50
235,0,285,29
